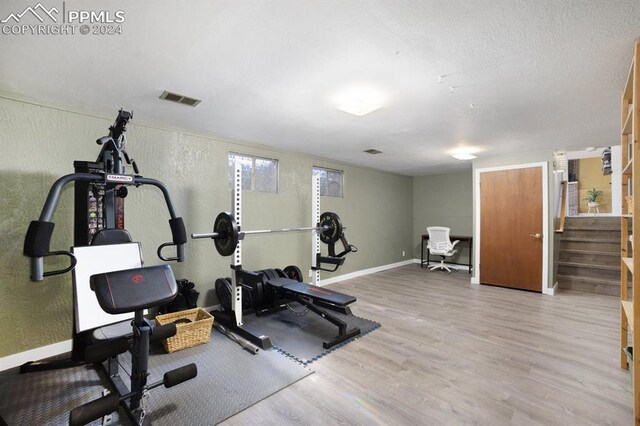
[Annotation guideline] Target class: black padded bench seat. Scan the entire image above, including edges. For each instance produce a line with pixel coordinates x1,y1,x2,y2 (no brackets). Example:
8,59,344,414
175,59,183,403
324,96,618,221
265,277,356,306
91,265,177,315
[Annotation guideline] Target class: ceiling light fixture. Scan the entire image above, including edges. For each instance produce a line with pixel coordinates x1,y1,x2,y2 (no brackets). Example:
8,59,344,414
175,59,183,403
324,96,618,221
334,86,385,117
449,146,480,161
451,152,477,160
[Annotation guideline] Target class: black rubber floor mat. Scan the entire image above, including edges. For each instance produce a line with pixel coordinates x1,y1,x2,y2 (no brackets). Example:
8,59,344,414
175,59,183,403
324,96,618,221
0,329,312,425
241,305,381,365
0,364,109,425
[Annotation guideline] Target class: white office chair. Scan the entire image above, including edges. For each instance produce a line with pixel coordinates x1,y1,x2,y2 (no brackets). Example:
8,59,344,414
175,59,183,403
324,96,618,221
426,226,459,273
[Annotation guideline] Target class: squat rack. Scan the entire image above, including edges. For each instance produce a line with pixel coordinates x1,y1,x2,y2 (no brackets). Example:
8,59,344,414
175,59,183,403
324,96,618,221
224,162,325,328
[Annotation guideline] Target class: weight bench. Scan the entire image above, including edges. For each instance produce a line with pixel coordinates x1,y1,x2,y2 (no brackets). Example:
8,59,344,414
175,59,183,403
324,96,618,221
214,265,361,350
266,278,356,307
258,272,361,349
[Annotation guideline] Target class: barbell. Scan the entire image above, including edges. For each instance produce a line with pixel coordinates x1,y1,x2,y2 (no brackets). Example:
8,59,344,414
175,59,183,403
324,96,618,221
192,211,344,256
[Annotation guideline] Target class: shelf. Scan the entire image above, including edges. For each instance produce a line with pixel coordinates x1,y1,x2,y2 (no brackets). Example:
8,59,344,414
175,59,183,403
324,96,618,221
620,41,639,424
623,108,634,135
623,300,634,331
624,58,635,101
622,214,633,218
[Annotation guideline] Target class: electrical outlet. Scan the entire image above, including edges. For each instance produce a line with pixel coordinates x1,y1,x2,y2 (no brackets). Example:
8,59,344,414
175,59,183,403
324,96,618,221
402,250,405,257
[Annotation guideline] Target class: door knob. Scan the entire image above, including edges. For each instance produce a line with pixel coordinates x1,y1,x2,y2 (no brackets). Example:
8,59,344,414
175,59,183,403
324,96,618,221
529,233,542,239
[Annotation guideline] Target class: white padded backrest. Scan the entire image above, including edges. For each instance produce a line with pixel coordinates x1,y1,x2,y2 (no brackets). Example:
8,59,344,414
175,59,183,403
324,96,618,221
427,226,452,252
72,243,143,333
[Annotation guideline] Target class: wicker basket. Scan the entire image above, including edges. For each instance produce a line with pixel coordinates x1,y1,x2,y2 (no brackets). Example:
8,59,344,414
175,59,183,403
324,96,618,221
627,195,634,215
155,308,213,353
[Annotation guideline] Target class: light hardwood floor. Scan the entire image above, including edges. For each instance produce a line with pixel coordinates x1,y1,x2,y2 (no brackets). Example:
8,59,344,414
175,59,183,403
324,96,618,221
222,265,632,425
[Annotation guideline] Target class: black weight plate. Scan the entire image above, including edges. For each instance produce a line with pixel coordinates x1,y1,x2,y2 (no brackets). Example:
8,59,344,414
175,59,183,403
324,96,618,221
261,269,279,281
215,277,232,311
252,276,265,308
213,212,239,256
283,265,303,282
319,212,342,244
242,279,260,310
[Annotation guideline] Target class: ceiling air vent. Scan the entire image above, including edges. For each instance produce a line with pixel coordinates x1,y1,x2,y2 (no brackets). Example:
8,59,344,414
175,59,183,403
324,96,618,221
364,149,382,154
159,91,202,107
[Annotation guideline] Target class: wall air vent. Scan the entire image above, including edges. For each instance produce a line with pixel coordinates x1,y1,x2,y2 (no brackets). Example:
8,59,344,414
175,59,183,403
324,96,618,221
159,91,202,107
364,149,382,154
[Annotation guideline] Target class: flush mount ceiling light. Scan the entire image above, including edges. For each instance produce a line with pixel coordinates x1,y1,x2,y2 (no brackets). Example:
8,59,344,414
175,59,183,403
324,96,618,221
334,86,385,116
449,147,480,161
451,152,477,160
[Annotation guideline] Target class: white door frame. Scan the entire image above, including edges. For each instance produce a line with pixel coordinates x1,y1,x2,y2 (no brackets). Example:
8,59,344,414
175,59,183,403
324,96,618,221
473,161,550,295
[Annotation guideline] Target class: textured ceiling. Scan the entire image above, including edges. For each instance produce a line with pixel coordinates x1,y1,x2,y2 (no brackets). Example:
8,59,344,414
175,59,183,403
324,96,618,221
1,1,639,176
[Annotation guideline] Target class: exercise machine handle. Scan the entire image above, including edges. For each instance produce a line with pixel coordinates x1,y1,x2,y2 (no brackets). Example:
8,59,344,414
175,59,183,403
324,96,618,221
27,250,78,282
313,232,358,273
137,177,187,263
315,255,345,272
328,234,358,259
24,173,101,281
25,174,186,281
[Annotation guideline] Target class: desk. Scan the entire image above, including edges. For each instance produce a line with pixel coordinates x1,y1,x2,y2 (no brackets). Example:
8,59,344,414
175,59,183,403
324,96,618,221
421,234,473,273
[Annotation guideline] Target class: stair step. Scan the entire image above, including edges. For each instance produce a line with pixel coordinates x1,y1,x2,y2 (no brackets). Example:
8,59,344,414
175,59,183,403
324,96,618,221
564,217,622,230
561,238,620,252
562,229,620,240
557,274,624,296
561,237,619,243
558,250,621,266
557,274,620,285
557,261,620,271
559,248,619,256
559,247,620,260
564,226,621,230
558,264,621,280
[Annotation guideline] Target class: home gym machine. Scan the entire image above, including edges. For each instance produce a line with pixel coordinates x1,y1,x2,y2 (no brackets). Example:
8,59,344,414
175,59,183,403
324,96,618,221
22,110,196,425
192,164,359,349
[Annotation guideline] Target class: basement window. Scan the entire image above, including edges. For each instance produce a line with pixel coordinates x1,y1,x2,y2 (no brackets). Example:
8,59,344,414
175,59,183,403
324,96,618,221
228,152,278,193
313,166,343,197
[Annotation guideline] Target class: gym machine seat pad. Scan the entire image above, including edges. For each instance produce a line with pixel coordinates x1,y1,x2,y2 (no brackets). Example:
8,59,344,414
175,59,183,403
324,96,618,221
90,265,177,314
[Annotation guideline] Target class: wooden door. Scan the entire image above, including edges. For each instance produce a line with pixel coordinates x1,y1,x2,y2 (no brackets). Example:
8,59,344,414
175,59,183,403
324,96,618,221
480,167,543,291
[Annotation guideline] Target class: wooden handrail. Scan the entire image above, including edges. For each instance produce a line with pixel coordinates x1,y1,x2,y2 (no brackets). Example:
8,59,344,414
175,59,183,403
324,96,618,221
555,181,567,234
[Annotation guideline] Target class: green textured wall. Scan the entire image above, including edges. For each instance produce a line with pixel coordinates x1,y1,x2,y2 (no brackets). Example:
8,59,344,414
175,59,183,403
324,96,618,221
412,171,473,265
0,97,413,357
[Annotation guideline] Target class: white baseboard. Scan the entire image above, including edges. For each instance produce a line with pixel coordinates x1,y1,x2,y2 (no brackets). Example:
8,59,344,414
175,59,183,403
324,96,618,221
546,281,558,296
412,258,471,272
318,259,414,286
0,339,72,372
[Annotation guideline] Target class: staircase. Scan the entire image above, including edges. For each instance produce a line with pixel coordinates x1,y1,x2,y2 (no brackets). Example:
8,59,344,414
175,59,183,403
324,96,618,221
557,217,624,296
